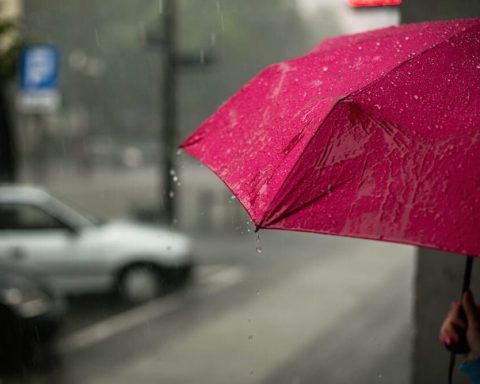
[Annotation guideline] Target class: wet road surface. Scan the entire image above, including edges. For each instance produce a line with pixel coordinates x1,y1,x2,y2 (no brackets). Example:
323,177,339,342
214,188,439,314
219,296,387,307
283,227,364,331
1,231,415,384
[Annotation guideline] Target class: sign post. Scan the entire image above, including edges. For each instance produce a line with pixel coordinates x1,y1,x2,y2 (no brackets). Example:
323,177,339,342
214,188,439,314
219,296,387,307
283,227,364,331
17,45,60,182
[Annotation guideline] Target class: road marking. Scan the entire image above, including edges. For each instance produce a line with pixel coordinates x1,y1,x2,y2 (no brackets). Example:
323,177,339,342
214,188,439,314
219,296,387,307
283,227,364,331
57,265,245,354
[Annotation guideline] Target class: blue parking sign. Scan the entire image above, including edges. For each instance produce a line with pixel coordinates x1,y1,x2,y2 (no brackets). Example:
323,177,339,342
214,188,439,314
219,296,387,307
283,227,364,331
19,45,59,91
17,45,60,113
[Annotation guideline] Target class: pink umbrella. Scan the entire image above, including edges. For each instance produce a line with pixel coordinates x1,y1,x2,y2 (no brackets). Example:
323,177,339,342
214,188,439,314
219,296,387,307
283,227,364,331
181,17,480,374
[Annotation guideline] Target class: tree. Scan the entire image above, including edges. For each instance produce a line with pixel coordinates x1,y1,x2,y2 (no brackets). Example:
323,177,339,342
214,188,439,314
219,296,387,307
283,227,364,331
0,20,21,182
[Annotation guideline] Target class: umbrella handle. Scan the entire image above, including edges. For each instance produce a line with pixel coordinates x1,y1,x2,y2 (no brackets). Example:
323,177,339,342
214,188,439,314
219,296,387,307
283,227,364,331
446,255,475,384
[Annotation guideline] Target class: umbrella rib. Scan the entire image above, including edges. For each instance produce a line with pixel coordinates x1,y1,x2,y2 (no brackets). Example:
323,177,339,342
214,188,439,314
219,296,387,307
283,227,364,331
259,21,480,228
258,95,349,228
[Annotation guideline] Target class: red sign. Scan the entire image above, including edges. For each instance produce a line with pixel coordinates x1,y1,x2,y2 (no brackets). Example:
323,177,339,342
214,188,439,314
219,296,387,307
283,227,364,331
347,0,401,6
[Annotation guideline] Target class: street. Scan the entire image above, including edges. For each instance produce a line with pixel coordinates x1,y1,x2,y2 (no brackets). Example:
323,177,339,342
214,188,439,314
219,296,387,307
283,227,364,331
2,230,415,384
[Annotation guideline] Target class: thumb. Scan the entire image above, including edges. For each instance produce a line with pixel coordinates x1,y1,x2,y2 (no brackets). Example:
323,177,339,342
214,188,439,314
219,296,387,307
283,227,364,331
463,290,480,330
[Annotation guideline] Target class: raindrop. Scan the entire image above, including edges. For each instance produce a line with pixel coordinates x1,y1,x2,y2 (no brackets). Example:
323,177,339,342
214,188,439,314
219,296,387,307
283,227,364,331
176,149,182,156
413,95,419,100
230,195,236,200
169,169,175,176
173,175,178,182
378,373,383,380
374,104,381,110
322,66,328,72
404,36,410,41
169,191,175,198
476,64,480,69
256,290,260,296
220,15,225,32
248,335,253,340
250,370,254,375
256,233,263,254
210,32,217,47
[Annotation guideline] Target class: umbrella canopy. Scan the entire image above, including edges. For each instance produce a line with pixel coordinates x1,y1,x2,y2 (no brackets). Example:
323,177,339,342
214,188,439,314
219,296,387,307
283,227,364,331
181,18,480,257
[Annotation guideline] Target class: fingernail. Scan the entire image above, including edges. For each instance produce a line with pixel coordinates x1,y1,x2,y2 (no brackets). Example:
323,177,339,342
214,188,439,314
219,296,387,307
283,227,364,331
443,337,452,345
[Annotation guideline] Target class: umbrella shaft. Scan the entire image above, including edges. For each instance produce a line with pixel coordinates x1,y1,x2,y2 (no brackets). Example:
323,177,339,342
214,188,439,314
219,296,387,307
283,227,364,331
461,256,474,295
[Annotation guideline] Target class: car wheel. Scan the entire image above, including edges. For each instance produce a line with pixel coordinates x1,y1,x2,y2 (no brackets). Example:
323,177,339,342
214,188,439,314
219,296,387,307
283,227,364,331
117,265,163,304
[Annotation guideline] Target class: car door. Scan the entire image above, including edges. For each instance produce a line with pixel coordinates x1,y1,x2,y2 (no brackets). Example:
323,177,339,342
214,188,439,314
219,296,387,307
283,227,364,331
0,202,108,294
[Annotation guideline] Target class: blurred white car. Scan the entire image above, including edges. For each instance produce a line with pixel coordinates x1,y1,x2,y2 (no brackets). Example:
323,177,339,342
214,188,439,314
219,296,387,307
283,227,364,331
0,186,193,303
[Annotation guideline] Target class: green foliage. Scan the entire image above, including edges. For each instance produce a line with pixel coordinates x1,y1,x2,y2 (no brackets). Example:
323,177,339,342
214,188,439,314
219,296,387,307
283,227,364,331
0,19,22,85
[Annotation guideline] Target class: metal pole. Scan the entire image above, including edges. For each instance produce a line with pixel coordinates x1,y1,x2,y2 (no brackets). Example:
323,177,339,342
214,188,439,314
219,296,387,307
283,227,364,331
161,0,176,224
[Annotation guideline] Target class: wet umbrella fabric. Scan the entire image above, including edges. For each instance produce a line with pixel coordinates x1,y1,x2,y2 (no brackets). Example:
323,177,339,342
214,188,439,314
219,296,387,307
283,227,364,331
182,18,480,258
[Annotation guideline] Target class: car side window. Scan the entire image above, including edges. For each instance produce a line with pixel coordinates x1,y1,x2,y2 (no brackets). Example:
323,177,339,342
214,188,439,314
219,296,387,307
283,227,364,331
0,203,65,231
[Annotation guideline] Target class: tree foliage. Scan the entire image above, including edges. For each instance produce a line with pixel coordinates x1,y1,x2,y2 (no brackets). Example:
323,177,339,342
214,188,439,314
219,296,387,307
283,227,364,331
0,19,22,86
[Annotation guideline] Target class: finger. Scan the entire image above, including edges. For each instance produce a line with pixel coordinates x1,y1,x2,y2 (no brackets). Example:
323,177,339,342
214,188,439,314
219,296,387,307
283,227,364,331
445,302,466,328
439,329,460,345
448,302,462,318
440,323,460,343
463,291,480,330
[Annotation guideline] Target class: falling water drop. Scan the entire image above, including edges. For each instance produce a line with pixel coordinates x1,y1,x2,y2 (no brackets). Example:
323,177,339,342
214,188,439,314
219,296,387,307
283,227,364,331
256,233,263,254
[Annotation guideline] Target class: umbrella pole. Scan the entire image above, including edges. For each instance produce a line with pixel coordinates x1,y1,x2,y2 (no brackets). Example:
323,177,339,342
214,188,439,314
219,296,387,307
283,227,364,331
461,256,474,294
448,255,475,384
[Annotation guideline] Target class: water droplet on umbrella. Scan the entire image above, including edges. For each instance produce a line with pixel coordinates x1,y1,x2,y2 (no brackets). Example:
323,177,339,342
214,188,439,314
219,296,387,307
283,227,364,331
476,64,480,69
322,66,328,72
413,95,419,100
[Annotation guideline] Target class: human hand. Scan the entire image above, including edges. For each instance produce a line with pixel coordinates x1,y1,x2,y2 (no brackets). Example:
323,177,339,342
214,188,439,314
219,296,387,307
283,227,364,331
440,291,480,361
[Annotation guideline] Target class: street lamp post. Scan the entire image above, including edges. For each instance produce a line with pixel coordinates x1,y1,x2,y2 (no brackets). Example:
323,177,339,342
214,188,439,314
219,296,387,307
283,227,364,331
147,0,214,225
160,0,177,224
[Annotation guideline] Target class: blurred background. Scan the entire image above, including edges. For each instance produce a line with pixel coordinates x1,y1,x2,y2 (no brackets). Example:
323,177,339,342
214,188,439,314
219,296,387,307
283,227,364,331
0,1,471,383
